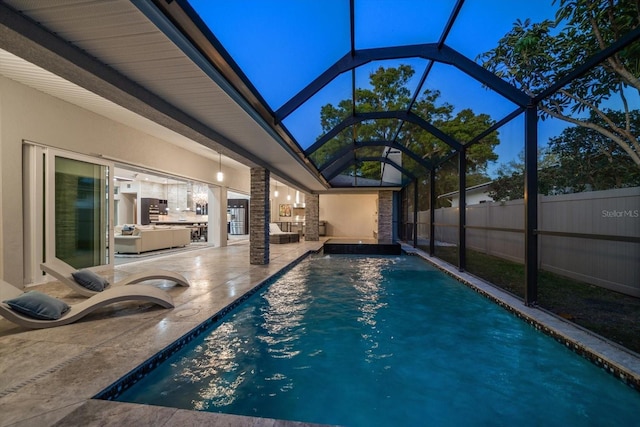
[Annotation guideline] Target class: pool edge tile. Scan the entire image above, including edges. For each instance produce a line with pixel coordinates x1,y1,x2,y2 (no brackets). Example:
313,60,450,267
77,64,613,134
401,243,640,392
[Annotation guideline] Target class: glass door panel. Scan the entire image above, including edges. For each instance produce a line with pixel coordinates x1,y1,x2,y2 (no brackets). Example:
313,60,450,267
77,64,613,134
54,156,109,268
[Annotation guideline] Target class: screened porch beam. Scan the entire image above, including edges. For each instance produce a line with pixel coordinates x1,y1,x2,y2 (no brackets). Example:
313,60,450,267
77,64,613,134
316,140,433,172
306,111,463,155
323,156,416,182
276,43,529,122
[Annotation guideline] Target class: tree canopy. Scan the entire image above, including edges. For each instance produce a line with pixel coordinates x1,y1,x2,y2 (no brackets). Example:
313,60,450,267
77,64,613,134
478,0,640,168
490,108,640,201
314,65,500,188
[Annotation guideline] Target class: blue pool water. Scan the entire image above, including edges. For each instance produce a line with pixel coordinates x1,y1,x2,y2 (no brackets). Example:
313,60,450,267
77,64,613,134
116,255,640,426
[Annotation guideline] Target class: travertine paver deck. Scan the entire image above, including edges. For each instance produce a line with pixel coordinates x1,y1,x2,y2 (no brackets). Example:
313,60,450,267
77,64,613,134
0,239,330,427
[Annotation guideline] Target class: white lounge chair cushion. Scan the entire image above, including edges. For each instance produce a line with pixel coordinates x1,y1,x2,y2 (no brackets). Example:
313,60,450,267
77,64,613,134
72,269,109,292
270,223,287,234
3,291,70,320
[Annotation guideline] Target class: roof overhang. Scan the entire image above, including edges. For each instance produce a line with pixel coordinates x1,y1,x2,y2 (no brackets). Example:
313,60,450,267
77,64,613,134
0,0,328,192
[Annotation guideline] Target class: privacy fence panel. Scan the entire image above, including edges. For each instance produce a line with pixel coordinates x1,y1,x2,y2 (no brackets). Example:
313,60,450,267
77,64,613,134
417,210,430,243
539,187,639,297
434,207,458,245
466,200,524,264
419,187,639,297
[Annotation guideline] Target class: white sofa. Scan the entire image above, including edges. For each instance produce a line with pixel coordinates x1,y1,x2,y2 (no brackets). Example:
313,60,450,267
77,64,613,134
114,225,191,254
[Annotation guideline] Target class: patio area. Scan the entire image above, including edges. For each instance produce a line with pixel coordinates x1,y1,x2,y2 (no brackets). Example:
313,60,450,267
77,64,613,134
0,239,327,427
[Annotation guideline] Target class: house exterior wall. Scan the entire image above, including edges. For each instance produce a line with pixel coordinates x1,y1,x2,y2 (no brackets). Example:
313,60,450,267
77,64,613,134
0,75,249,285
446,187,493,207
319,193,378,238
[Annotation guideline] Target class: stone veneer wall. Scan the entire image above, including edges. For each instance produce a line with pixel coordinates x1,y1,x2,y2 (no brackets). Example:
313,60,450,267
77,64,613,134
249,168,269,265
377,190,393,241
304,193,319,241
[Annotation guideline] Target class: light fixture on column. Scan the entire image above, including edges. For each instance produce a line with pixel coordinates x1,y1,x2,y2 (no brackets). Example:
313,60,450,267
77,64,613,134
216,152,224,182
274,181,279,197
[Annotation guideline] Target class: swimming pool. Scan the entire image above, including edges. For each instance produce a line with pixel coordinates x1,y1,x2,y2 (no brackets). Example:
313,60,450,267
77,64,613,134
112,254,640,426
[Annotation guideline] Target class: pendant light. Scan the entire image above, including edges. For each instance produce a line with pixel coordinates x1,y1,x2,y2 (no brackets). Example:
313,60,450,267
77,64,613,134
287,187,291,201
274,181,279,197
216,152,224,182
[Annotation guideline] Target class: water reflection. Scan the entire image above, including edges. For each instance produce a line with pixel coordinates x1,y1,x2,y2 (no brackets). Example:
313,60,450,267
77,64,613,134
173,257,395,410
258,267,311,356
181,322,249,410
351,258,391,363
183,266,312,409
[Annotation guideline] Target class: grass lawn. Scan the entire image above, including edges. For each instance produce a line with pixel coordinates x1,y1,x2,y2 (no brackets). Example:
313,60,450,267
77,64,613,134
426,246,640,355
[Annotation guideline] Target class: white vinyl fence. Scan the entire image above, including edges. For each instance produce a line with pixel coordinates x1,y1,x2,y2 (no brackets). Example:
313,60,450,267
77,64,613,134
412,187,640,297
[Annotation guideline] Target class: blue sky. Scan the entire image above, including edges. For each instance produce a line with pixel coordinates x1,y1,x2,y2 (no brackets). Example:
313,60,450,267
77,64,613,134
187,0,577,176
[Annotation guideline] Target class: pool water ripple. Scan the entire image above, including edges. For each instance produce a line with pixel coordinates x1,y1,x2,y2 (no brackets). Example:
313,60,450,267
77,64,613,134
116,254,640,426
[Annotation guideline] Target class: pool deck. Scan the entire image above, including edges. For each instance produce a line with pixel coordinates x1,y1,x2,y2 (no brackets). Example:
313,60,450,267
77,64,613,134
1,239,639,426
0,239,331,427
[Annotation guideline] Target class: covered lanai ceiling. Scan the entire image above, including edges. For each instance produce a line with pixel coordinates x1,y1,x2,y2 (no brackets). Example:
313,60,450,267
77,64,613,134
1,0,638,191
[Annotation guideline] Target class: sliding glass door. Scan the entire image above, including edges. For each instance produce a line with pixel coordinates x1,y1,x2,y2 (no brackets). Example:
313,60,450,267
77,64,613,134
23,143,113,282
53,156,109,268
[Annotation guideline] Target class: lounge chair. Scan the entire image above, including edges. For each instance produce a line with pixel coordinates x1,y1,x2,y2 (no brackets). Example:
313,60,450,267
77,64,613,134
269,223,300,244
0,279,173,329
40,258,190,298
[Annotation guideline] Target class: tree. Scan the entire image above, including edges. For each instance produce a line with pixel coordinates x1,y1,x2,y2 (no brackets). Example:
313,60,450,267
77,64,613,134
316,65,500,191
489,109,640,201
548,108,640,191
488,148,562,201
478,0,640,167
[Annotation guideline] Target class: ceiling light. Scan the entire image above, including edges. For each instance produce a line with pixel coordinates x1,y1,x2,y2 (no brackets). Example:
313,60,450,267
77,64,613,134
217,152,224,182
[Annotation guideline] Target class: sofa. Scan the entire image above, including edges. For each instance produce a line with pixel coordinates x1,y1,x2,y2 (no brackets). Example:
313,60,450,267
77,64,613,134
114,225,191,254
269,223,300,244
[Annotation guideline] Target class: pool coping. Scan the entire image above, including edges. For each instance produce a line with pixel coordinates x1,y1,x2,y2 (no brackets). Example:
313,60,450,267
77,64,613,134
401,243,640,392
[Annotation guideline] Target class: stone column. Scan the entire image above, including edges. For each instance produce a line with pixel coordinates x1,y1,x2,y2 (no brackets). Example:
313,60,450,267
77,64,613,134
250,168,270,264
377,190,393,241
304,193,319,241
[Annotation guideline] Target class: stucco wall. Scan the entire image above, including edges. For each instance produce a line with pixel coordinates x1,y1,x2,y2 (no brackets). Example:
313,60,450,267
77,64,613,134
319,193,378,238
0,75,249,285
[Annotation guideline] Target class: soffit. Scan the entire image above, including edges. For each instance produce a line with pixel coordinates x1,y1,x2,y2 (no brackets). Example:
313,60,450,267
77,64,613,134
0,47,245,173
1,0,325,192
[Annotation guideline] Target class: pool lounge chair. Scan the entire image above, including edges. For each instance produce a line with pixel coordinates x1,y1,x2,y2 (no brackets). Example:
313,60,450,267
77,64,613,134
0,279,174,329
269,223,300,244
40,258,190,298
